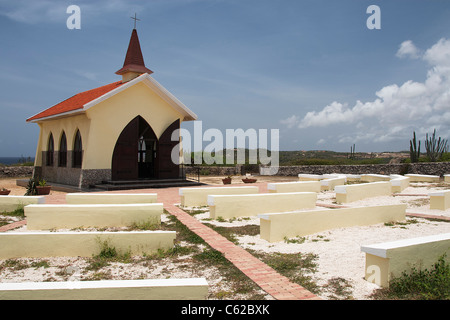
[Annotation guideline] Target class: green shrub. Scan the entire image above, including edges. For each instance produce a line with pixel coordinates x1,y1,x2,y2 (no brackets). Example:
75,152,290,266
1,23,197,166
373,254,449,300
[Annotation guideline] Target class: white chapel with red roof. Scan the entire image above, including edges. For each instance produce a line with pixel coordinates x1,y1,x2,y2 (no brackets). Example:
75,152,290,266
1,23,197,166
26,27,197,190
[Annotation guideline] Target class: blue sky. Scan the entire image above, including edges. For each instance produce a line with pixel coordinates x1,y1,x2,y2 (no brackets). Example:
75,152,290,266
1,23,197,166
1,0,450,157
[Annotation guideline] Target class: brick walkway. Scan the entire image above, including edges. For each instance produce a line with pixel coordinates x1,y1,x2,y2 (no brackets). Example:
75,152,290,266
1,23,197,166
145,183,320,300
164,203,319,300
0,219,26,232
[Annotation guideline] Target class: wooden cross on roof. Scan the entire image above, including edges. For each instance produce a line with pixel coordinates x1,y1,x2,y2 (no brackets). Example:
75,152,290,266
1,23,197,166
131,13,140,29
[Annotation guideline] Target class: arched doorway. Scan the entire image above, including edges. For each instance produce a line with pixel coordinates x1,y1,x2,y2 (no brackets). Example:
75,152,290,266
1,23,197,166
111,116,157,181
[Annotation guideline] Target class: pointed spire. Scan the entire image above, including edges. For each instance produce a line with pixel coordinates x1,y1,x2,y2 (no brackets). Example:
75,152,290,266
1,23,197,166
116,28,153,82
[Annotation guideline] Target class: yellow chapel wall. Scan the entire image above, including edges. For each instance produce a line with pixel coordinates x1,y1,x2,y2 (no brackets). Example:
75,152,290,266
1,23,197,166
33,123,44,167
83,81,185,170
34,114,91,167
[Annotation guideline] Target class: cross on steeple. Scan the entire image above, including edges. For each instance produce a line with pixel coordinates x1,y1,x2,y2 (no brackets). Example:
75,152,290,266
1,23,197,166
131,13,140,29
116,20,153,81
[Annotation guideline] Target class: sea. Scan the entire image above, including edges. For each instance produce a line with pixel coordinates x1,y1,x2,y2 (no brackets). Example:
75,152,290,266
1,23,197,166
0,157,35,166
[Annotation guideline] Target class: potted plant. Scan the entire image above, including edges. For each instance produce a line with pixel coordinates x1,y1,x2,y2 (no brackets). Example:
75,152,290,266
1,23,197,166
36,179,51,195
222,175,232,184
242,174,257,183
0,187,10,195
25,178,37,196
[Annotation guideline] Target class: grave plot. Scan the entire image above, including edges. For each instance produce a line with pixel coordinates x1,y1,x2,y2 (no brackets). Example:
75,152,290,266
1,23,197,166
189,187,449,300
0,278,209,300
361,233,450,287
296,174,351,191
335,182,392,204
258,204,406,242
0,230,176,259
208,192,317,220
389,175,410,193
405,174,440,183
298,174,322,181
0,196,45,213
429,190,450,210
319,175,346,191
267,181,321,193
1,202,175,259
179,186,259,207
185,175,449,300
360,174,391,182
344,174,362,182
65,193,158,204
0,199,211,300
25,203,164,230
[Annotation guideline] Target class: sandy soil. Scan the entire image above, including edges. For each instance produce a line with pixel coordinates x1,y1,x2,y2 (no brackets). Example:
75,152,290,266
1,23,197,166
0,176,449,300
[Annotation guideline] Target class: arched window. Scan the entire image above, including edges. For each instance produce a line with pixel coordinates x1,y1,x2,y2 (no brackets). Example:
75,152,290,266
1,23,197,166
58,131,67,167
73,130,82,168
46,133,54,166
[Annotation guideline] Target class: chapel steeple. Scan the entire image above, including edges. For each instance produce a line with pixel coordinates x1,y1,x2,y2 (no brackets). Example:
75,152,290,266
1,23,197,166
115,23,153,82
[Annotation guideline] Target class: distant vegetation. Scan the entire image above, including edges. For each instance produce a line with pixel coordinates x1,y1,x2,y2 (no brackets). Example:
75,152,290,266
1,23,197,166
409,129,449,163
277,150,393,166
280,150,449,165
185,149,404,167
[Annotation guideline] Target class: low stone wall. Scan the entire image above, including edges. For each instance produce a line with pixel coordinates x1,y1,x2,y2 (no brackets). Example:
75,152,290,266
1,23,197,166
261,162,450,177
28,166,111,189
185,166,240,176
3,163,449,180
0,166,33,178
0,231,176,259
260,204,406,242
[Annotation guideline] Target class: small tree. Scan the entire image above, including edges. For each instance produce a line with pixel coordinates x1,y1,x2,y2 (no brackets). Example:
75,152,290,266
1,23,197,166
425,129,448,162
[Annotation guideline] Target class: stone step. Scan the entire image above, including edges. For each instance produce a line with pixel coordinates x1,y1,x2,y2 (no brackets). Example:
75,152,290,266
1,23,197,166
94,179,203,191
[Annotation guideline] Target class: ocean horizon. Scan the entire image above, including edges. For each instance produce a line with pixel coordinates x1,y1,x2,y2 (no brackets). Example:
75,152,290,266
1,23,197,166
0,157,35,165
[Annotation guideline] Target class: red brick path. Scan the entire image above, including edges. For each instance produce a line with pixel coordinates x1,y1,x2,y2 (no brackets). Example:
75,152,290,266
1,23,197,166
0,219,26,232
148,183,320,300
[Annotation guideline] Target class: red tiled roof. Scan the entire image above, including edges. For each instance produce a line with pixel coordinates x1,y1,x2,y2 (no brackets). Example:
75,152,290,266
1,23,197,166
27,81,124,122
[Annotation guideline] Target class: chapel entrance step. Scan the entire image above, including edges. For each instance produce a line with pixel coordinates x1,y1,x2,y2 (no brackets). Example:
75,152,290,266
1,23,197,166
92,179,204,191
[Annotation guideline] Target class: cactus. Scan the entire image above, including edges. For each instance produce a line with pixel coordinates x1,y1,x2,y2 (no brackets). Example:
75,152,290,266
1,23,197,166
425,129,448,162
409,131,421,163
348,144,356,160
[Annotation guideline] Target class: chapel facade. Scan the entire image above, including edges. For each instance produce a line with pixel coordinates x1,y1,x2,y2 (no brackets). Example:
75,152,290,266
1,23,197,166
26,27,197,189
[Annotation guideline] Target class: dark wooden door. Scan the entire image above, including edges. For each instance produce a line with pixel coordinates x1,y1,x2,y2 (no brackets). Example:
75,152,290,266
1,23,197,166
157,119,180,179
111,117,139,181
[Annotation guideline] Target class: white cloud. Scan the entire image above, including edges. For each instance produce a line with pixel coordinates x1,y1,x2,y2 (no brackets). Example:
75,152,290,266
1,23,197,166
0,0,145,24
280,115,300,128
0,0,68,24
396,40,420,59
0,0,214,24
298,101,354,128
286,38,450,146
423,38,450,68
